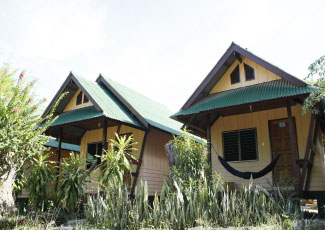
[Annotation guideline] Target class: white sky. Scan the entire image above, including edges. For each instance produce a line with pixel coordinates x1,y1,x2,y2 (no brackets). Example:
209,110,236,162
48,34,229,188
0,0,324,112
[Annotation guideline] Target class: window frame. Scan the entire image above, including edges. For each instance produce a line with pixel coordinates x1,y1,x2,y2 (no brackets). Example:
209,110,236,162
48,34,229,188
222,128,258,163
86,141,107,169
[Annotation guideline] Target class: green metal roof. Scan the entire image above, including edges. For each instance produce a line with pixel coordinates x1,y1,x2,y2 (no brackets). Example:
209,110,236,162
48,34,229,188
173,80,316,117
44,139,80,152
100,76,183,135
51,106,104,126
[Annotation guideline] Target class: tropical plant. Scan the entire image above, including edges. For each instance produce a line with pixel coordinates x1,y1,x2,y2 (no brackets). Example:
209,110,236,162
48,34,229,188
303,55,325,114
57,152,88,215
97,134,136,188
25,151,56,211
165,130,209,188
0,66,60,211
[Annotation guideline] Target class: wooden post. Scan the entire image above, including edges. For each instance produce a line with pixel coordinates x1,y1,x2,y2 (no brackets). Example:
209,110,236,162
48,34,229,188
286,100,299,189
102,118,108,151
207,113,212,165
55,127,63,191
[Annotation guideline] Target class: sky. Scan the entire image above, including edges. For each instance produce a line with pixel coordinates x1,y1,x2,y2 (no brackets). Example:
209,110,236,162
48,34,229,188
0,0,324,113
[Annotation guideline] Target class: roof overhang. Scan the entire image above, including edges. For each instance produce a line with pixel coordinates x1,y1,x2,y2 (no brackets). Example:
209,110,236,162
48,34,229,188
181,42,307,110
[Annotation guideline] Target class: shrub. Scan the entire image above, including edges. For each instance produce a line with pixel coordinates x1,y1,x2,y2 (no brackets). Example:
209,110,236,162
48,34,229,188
57,152,88,215
25,151,55,211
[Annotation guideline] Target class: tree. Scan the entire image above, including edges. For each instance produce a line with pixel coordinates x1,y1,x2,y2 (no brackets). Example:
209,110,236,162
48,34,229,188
0,66,57,212
303,55,325,114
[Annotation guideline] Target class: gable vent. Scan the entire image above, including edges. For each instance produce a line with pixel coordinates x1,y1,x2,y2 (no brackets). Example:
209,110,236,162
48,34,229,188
230,65,240,84
244,63,255,81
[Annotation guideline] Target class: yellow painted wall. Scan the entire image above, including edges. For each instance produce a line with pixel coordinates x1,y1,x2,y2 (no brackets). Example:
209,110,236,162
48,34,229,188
64,89,92,112
136,128,171,196
211,104,325,191
81,125,145,192
210,57,281,94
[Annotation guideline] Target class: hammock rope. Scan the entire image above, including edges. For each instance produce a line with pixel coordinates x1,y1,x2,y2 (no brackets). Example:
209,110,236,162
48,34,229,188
212,144,280,179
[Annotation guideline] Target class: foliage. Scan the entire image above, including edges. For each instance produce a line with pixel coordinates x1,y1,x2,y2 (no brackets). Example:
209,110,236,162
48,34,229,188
97,134,136,188
85,176,304,230
57,152,88,215
0,66,58,180
303,55,325,114
166,130,209,188
25,151,56,211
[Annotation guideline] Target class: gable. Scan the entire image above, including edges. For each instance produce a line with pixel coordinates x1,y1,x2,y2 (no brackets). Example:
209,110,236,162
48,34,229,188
210,56,281,94
64,88,93,112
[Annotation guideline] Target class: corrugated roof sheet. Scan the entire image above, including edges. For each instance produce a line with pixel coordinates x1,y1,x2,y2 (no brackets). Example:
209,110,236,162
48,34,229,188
173,80,315,117
51,106,104,126
44,139,80,152
101,76,183,135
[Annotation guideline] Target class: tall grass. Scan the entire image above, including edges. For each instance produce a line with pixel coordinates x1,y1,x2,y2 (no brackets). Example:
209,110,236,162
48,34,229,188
85,176,301,230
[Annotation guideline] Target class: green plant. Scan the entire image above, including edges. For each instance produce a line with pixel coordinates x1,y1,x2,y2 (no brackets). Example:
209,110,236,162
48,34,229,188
0,66,62,211
97,133,136,188
25,151,55,211
166,130,209,188
57,152,88,215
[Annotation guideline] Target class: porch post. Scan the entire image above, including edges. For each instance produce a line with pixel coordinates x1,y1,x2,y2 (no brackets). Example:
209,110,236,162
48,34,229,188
55,127,63,191
206,113,212,165
102,118,108,151
286,100,299,189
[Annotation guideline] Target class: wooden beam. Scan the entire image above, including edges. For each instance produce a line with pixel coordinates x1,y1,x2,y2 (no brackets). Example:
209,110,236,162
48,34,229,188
301,114,315,191
55,127,63,191
304,118,319,191
130,131,148,195
102,118,108,150
206,114,212,165
286,100,299,190
234,52,242,63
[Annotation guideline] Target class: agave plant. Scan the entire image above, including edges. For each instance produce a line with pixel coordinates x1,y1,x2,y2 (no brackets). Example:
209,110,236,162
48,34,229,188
57,152,88,215
26,151,55,211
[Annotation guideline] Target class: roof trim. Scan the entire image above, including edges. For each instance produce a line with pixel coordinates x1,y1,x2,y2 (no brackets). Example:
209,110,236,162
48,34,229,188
181,42,306,110
42,72,103,118
96,74,149,128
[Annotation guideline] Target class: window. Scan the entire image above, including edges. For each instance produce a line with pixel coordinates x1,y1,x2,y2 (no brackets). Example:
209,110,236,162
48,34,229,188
86,142,105,169
83,94,89,103
230,65,240,84
244,63,255,81
76,92,83,105
223,128,258,162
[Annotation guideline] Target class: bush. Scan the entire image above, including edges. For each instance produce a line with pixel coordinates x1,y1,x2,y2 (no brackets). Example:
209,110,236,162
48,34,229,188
57,152,88,216
25,151,55,211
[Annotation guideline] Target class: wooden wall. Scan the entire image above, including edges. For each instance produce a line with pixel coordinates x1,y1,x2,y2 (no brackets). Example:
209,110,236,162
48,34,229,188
210,56,281,94
211,104,325,191
64,89,92,112
136,128,171,196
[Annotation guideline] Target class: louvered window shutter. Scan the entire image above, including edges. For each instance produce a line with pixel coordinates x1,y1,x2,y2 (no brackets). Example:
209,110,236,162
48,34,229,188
230,65,240,84
76,92,83,105
244,64,255,81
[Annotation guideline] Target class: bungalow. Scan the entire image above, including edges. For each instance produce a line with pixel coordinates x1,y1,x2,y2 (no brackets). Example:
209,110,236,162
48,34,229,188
42,73,183,195
172,43,325,201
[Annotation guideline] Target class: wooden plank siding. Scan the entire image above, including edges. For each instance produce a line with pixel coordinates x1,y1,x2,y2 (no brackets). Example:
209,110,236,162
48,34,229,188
210,56,281,94
211,104,325,191
136,128,171,195
64,89,92,112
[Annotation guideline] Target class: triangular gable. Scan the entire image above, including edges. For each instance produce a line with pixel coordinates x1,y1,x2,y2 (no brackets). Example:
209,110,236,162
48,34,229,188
42,72,102,118
42,73,145,129
181,42,306,110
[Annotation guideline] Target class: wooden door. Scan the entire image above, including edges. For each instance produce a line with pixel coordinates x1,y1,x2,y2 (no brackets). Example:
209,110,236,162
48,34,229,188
269,118,298,183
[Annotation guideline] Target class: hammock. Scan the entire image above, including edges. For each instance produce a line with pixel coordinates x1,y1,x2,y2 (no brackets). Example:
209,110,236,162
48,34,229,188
217,154,280,179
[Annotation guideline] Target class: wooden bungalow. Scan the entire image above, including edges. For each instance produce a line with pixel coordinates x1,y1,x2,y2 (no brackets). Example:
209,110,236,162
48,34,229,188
43,73,183,195
172,43,325,202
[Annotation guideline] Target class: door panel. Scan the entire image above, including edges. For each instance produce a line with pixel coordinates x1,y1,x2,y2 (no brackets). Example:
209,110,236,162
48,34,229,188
269,119,298,183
